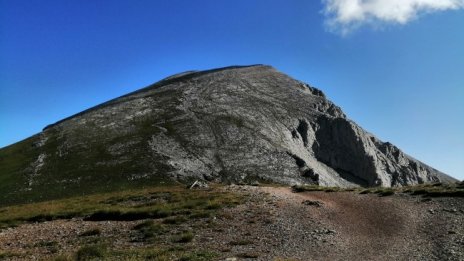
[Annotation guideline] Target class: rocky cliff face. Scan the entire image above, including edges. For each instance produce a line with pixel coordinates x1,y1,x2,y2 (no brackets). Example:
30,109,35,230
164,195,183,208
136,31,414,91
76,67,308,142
0,65,455,205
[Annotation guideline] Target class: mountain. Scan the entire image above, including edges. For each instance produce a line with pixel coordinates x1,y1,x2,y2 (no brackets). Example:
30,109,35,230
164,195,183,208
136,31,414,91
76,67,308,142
0,65,455,206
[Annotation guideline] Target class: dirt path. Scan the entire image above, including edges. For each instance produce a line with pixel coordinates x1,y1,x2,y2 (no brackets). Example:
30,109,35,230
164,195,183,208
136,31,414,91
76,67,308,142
260,187,421,260
1,186,463,260
196,186,463,260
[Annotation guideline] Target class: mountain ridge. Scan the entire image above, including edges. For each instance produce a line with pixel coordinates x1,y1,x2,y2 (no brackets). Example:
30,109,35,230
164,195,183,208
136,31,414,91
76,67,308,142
43,65,268,131
0,65,456,206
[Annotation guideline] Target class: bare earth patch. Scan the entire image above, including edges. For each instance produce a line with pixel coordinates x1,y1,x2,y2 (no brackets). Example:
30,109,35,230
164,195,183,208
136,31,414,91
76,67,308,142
195,186,464,260
0,185,463,260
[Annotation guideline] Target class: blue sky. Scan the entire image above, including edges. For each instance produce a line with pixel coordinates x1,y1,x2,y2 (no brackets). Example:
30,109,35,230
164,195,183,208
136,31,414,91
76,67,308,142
1,0,463,180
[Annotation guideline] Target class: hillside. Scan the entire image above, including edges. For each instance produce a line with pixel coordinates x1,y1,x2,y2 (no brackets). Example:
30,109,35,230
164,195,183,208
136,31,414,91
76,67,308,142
0,65,456,207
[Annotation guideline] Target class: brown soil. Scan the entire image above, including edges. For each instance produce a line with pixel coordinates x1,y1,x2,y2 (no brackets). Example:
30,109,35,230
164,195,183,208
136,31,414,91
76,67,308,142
0,185,463,260
196,186,464,260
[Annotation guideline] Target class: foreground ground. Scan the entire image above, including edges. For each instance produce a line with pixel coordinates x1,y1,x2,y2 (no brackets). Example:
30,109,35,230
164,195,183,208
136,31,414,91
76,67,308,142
0,184,463,260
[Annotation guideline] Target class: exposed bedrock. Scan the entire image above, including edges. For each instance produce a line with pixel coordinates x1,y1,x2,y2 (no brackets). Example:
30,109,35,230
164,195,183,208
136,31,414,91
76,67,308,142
0,65,455,200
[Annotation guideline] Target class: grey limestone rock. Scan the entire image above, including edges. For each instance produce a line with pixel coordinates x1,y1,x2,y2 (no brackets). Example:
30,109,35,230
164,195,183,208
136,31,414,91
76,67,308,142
2,65,456,197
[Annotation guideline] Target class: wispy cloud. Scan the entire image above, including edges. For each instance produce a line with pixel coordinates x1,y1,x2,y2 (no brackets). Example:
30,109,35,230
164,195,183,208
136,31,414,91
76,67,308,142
322,0,464,34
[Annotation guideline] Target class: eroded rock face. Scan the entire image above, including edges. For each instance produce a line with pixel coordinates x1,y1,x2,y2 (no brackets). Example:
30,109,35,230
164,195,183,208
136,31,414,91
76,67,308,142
1,65,455,199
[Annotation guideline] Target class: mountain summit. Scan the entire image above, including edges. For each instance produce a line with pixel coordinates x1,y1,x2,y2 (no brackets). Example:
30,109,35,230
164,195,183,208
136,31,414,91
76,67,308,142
0,65,455,205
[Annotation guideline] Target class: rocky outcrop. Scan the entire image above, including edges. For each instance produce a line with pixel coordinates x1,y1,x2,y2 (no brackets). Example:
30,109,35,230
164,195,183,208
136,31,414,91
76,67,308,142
0,65,456,204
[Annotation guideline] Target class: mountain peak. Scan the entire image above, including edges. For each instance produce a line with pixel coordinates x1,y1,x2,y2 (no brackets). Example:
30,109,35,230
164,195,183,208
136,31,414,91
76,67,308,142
0,65,455,206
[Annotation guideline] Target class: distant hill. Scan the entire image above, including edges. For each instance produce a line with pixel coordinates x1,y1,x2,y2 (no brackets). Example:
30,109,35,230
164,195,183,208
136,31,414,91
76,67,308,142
0,65,455,206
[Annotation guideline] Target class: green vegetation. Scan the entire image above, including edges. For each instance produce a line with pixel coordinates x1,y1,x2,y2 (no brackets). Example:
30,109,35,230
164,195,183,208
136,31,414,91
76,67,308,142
162,215,188,224
293,182,464,198
132,220,166,242
76,245,107,261
359,188,395,197
0,136,39,206
177,251,218,261
102,248,217,261
357,182,463,197
237,252,260,258
34,240,59,253
0,185,240,260
401,182,464,197
376,189,395,197
48,246,220,261
291,185,345,193
50,255,73,261
0,185,244,229
79,228,102,237
0,115,181,207
0,251,21,260
173,231,195,243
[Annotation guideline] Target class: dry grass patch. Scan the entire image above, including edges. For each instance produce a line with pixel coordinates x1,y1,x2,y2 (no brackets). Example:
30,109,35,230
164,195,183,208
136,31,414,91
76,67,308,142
293,182,464,198
0,185,244,229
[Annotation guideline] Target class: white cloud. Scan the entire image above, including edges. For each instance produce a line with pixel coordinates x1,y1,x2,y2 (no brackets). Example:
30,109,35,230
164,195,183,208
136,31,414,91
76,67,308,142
322,0,464,34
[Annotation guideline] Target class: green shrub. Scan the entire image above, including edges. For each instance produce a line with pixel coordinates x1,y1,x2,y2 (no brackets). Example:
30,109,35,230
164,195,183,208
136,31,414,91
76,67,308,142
132,220,155,230
0,251,21,260
34,240,58,247
377,189,395,197
50,255,73,261
76,245,106,261
237,252,259,258
205,201,222,210
79,228,101,237
162,215,188,225
292,185,342,193
173,232,194,243
189,211,211,219
178,251,218,261
84,208,171,221
132,220,166,242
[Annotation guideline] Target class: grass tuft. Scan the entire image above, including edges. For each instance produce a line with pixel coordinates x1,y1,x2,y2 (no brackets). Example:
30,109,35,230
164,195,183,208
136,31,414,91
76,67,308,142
293,182,464,198
292,185,344,193
401,182,464,198
377,189,395,197
178,251,217,261
79,228,101,237
76,245,106,261
0,251,21,260
132,220,166,242
162,215,188,225
173,232,194,243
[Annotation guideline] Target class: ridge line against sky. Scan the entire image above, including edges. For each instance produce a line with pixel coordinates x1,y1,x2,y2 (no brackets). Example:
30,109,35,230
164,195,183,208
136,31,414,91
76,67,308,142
0,1,463,179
